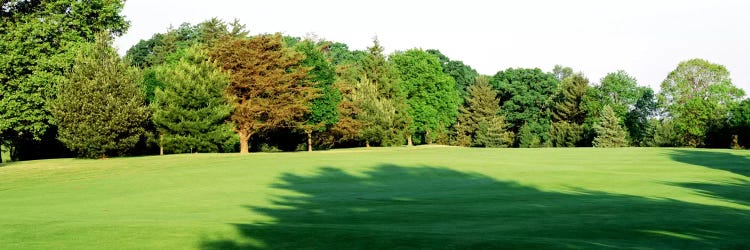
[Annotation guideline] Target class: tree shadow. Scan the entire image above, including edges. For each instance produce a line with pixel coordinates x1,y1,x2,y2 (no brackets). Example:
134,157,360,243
670,149,750,209
202,164,750,249
670,149,750,178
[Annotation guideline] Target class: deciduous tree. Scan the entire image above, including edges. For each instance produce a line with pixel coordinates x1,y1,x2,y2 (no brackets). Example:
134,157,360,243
211,34,315,153
659,58,744,147
391,49,460,144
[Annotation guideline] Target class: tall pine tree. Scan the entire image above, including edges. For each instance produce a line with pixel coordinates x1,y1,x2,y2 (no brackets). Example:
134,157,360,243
151,45,235,154
455,76,512,147
593,105,628,147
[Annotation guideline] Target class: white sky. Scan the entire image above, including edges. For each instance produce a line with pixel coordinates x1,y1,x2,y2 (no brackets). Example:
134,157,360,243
115,0,750,94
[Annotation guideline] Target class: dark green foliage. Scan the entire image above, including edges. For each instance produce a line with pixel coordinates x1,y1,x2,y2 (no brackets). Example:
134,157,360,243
553,73,589,124
491,68,558,146
593,106,628,148
426,49,478,98
391,49,460,144
297,40,340,130
551,122,583,147
580,70,643,146
151,45,235,154
0,0,129,160
654,119,680,147
518,121,553,148
659,58,744,147
455,77,511,147
730,99,750,148
625,88,658,146
51,34,149,158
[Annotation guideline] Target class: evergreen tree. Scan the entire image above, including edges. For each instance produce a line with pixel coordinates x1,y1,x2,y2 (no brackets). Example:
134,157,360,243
551,72,589,147
210,34,315,153
455,76,511,147
475,116,514,148
355,38,410,146
296,40,341,151
593,105,628,147
151,45,234,154
51,34,149,158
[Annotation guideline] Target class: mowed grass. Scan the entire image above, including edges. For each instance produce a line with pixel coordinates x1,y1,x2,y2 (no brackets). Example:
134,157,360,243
1,147,749,249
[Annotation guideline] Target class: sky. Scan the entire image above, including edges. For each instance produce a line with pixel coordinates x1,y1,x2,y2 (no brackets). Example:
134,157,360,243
115,0,750,94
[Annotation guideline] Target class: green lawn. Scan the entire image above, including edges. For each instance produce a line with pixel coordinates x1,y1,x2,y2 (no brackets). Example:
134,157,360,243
1,147,749,249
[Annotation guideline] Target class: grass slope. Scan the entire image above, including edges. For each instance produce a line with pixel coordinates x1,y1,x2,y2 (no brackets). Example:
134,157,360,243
1,147,749,249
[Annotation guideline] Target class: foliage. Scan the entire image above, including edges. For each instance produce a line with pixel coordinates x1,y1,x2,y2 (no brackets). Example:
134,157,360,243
593,105,628,148
296,40,340,133
151,45,235,154
729,99,750,148
391,49,460,144
625,88,658,146
475,116,514,148
455,76,511,147
0,0,129,159
210,34,315,153
659,58,745,147
551,122,583,147
51,34,149,158
426,49,478,98
491,68,558,146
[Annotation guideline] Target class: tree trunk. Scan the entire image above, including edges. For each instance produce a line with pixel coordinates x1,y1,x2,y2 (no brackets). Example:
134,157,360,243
239,130,250,154
159,133,164,156
407,135,413,146
366,140,370,148
426,130,432,144
0,145,3,164
307,130,313,152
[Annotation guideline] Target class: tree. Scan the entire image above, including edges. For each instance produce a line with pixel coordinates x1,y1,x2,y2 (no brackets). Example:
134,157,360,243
659,58,744,147
551,72,589,147
296,40,341,151
210,34,315,153
355,38,410,146
0,0,129,160
475,116,514,148
455,76,511,147
625,88,658,146
593,105,628,148
391,49,460,144
580,70,643,146
151,45,234,154
552,65,574,81
491,68,558,146
729,99,750,148
426,49,478,98
51,34,149,158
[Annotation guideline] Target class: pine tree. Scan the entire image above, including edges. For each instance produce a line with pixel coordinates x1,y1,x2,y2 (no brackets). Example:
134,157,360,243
210,34,315,153
151,45,234,154
553,73,589,124
355,38,410,146
455,76,511,147
593,105,628,147
51,33,149,158
475,116,514,148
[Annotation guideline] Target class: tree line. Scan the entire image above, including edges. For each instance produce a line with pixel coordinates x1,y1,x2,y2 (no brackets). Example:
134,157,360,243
2,1,749,160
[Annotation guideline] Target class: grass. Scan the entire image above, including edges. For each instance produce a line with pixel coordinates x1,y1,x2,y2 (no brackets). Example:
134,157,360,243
1,147,749,249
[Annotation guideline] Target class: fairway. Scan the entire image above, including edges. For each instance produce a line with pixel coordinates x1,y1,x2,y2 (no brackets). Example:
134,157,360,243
1,147,749,249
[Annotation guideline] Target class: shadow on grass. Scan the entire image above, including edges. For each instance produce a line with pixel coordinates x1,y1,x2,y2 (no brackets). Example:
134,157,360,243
670,149,750,177
670,149,750,209
202,164,750,249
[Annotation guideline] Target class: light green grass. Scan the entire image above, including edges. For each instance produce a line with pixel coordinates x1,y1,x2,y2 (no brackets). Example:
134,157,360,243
1,147,749,249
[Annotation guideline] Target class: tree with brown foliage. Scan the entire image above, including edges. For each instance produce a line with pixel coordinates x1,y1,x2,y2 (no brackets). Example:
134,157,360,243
210,34,316,153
